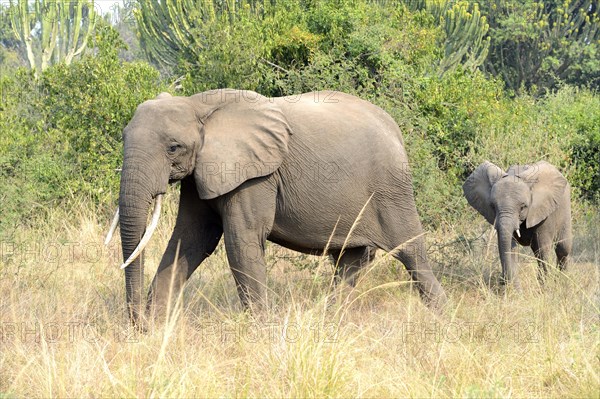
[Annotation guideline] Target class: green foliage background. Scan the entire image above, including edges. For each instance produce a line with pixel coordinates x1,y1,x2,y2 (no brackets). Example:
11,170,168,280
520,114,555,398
0,0,598,234
0,25,164,232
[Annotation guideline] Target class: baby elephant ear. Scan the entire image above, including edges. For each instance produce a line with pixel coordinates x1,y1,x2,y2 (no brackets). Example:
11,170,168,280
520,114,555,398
516,161,568,228
193,90,292,199
463,161,505,225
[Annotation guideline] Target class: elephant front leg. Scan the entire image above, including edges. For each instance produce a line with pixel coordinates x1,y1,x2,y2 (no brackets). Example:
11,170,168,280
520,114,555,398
223,236,268,311
531,236,552,285
146,179,223,321
216,177,277,312
146,223,222,320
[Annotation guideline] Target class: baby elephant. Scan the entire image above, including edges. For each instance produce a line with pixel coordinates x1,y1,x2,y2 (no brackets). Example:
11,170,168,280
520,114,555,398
463,161,572,287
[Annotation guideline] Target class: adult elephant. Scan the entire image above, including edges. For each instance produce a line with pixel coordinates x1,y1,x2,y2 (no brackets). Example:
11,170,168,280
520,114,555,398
463,161,572,288
108,89,447,325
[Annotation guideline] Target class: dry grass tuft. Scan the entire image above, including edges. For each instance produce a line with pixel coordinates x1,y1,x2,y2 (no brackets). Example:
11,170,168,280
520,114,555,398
1,200,598,397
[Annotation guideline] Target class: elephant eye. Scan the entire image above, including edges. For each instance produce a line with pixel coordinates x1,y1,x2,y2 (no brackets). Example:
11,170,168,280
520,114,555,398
168,143,181,153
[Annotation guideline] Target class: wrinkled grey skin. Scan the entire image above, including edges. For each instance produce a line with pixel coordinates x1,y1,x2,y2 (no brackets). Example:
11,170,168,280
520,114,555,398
119,89,447,325
463,161,572,287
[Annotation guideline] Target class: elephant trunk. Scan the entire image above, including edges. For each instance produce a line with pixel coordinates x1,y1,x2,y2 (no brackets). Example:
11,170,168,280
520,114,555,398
496,214,519,284
497,228,515,284
118,159,159,326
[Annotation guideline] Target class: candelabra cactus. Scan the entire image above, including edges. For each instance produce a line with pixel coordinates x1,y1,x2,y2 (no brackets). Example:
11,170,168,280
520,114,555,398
427,0,490,75
136,0,268,69
135,0,197,68
8,0,96,75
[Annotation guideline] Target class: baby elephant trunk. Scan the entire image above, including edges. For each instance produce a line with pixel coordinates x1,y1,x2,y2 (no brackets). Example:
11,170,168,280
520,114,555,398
495,214,520,284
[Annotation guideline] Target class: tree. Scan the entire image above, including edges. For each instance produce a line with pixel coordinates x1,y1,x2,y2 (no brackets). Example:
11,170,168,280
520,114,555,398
0,3,26,70
426,0,490,76
135,0,275,71
481,0,600,94
101,0,143,62
7,0,97,75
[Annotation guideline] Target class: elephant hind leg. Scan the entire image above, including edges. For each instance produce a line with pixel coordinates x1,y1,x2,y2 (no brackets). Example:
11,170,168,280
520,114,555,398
555,237,571,272
327,246,375,307
330,246,376,287
388,235,447,309
531,237,553,284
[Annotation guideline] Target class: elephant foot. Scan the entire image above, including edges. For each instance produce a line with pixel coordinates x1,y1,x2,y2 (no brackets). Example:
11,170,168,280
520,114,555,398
126,311,149,334
413,273,448,310
330,284,360,312
482,267,500,288
238,293,269,316
145,305,167,326
145,293,186,328
536,271,548,289
420,287,448,313
499,272,520,286
498,275,522,296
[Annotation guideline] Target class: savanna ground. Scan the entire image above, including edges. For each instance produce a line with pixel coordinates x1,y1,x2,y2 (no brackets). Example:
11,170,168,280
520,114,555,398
1,189,598,398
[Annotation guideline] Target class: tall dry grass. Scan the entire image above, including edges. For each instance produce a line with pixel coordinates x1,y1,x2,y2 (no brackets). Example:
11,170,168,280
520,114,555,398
1,194,598,398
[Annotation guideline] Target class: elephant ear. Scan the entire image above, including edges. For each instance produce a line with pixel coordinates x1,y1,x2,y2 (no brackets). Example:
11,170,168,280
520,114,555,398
513,161,568,228
191,90,292,199
463,161,505,225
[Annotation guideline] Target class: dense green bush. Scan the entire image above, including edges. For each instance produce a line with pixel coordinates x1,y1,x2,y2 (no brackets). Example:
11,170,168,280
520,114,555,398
157,0,599,227
541,87,600,202
412,69,505,181
571,129,600,203
480,0,600,94
0,25,164,232
2,1,598,236
39,25,164,202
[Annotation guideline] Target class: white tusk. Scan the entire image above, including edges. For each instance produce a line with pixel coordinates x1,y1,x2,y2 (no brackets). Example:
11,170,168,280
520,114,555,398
120,195,163,269
516,229,521,238
104,207,120,246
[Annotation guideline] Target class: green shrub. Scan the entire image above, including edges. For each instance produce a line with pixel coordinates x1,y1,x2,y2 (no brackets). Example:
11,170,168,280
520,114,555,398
0,25,164,233
541,86,600,202
38,26,164,205
571,129,600,203
413,69,506,183
2,3,598,237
